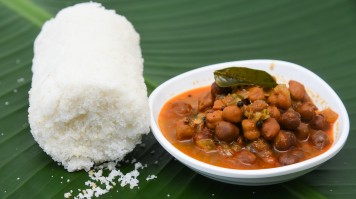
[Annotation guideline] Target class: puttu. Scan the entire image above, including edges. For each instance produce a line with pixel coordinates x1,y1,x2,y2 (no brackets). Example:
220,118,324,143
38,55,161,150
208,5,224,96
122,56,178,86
28,2,150,172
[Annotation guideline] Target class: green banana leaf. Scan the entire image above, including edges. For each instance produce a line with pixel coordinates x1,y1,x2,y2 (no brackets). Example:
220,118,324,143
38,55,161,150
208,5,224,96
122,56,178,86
0,0,355,198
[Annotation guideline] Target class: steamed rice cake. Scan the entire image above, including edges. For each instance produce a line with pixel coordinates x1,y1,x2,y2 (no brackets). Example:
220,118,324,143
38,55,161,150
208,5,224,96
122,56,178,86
28,2,150,172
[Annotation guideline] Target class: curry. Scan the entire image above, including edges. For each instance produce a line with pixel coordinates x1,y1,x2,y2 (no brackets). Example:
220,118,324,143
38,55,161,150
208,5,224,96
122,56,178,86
158,68,338,169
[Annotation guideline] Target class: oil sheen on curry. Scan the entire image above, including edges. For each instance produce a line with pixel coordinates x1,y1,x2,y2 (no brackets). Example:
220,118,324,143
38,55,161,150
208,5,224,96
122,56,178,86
158,67,338,169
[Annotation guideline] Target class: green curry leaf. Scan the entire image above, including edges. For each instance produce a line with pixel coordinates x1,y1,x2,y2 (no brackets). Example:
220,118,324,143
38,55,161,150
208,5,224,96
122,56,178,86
214,67,277,88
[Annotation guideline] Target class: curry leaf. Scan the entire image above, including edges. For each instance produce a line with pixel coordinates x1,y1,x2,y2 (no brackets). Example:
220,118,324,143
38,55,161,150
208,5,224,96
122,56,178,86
214,67,277,88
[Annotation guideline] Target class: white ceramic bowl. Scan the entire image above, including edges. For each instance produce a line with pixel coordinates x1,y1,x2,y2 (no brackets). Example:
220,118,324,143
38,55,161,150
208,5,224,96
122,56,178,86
148,60,349,185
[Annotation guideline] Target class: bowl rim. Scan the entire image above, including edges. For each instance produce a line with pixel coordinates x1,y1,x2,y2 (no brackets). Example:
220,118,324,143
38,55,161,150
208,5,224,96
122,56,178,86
148,59,350,179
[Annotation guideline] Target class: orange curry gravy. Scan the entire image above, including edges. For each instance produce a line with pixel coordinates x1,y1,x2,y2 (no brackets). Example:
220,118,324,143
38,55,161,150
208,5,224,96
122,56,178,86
158,86,335,170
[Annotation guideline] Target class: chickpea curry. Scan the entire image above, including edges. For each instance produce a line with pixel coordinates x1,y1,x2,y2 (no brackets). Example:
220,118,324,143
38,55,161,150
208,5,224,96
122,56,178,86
158,67,338,169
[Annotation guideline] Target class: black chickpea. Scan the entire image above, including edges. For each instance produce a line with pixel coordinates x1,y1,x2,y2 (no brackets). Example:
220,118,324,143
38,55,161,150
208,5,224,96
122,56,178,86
309,130,330,150
246,100,268,113
236,150,257,165
267,106,281,120
268,84,292,110
295,123,309,140
309,114,327,130
242,119,261,140
279,109,301,130
296,102,316,122
274,130,297,151
215,121,239,143
261,118,280,140
247,138,274,159
279,152,300,165
206,110,223,129
211,82,231,98
248,86,265,102
222,105,243,123
288,80,306,101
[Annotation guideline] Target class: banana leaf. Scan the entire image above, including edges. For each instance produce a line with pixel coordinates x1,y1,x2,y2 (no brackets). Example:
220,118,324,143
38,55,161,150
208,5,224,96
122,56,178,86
0,0,355,198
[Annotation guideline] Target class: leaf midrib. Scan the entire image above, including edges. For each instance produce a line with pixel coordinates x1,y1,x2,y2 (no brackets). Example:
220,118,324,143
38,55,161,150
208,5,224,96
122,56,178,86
0,0,51,27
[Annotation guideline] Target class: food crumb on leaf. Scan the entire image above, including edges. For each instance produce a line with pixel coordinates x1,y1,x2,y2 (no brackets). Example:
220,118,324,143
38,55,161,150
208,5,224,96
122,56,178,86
64,161,156,199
